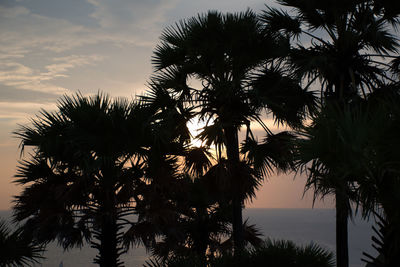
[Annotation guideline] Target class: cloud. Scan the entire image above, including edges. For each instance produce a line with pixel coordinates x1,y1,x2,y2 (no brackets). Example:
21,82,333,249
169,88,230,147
0,2,161,60
87,0,179,30
0,101,58,121
0,46,27,60
0,5,106,96
44,55,103,79
0,5,30,18
0,55,102,94
1,7,87,53
0,100,58,145
0,1,173,98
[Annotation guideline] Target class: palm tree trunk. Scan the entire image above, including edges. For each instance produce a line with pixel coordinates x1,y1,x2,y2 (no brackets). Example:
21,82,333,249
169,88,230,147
335,189,349,267
330,89,349,267
97,215,118,267
93,188,119,267
194,206,209,263
224,126,244,252
232,197,244,252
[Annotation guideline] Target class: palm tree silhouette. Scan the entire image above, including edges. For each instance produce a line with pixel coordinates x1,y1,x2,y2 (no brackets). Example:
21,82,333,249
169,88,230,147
13,93,151,267
150,9,314,252
361,88,400,267
297,86,400,266
135,145,264,265
0,219,44,266
262,1,400,266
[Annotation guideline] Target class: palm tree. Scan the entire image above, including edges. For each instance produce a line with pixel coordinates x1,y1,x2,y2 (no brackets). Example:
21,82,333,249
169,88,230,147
343,85,400,266
150,9,314,252
13,93,151,267
0,219,44,266
261,1,400,266
142,173,232,263
297,85,400,266
363,87,400,267
131,142,264,264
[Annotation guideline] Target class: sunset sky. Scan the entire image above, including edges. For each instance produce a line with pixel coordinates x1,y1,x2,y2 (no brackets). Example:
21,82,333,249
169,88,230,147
0,0,333,210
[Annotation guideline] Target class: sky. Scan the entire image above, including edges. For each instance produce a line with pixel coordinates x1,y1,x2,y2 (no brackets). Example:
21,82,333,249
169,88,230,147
0,0,334,210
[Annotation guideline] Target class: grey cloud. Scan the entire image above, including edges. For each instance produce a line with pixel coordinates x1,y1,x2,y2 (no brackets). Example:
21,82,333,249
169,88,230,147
87,0,179,30
0,84,62,103
0,5,30,18
0,3,155,59
0,54,102,94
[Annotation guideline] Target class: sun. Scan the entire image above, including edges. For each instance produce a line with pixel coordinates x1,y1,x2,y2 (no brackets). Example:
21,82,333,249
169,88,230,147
186,117,207,148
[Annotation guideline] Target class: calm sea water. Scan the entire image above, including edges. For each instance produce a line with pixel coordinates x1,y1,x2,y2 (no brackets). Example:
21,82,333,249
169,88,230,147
0,209,375,267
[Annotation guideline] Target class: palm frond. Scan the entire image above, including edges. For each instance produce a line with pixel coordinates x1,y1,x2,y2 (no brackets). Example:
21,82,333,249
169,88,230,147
251,67,316,127
242,131,296,177
260,7,301,37
184,147,212,177
0,220,44,267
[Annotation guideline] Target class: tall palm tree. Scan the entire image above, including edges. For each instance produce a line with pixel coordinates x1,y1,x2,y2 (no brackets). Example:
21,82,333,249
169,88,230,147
150,9,314,252
128,80,266,262
357,83,400,267
347,85,400,266
297,85,400,266
262,1,400,266
13,93,151,267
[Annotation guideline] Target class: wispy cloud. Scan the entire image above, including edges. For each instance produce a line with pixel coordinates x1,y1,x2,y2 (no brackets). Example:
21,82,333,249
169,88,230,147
0,1,168,57
0,1,174,99
0,101,59,146
0,5,30,18
0,101,58,122
87,0,179,31
44,55,103,79
0,55,102,94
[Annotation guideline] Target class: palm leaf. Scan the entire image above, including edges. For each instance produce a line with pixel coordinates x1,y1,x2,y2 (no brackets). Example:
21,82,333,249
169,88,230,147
0,219,44,267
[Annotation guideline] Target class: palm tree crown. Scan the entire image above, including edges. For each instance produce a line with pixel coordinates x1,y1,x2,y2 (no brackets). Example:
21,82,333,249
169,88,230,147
13,93,151,267
149,9,315,252
262,0,399,101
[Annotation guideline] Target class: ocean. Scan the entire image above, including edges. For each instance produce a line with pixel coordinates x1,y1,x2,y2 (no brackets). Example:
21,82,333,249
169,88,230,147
0,209,376,267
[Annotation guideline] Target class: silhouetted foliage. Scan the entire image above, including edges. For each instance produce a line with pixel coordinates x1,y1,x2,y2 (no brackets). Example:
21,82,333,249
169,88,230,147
0,219,44,266
13,93,152,267
263,1,400,266
150,8,314,253
362,213,400,267
212,239,334,267
297,84,400,266
143,239,334,267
